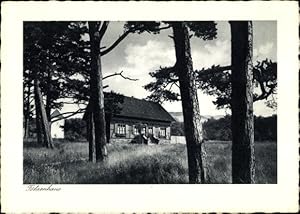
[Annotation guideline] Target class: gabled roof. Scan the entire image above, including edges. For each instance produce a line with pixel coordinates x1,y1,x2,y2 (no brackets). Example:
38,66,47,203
169,112,221,123
51,109,63,120
83,96,175,123
114,96,175,122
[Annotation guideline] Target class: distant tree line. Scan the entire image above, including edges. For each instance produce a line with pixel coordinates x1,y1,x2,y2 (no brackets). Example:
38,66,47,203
202,115,277,141
171,115,277,142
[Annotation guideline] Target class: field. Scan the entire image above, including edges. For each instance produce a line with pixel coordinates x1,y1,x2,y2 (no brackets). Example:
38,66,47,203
23,140,277,184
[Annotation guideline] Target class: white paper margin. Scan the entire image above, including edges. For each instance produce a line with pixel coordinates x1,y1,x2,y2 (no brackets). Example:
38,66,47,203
1,1,298,213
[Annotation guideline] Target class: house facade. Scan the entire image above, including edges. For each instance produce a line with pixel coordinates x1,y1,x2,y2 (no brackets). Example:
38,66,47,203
85,96,175,144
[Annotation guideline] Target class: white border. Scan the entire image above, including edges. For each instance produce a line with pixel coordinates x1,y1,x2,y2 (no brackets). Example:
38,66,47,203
1,1,299,212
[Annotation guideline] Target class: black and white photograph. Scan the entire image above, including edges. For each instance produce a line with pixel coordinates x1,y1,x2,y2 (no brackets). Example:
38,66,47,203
1,1,298,213
23,20,277,184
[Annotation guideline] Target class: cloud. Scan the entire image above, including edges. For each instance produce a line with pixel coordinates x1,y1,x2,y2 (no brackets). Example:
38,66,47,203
192,40,231,69
124,40,175,76
104,40,175,99
254,42,274,61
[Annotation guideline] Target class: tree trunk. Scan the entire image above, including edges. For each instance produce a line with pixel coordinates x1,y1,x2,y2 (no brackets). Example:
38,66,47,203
87,111,96,162
105,113,112,144
45,63,52,136
230,21,255,183
172,22,206,184
45,96,51,123
88,21,107,161
34,78,54,148
24,84,31,139
34,97,43,145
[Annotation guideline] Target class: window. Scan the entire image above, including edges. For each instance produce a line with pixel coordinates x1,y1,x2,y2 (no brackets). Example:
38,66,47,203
133,126,138,135
159,127,166,138
141,127,146,134
148,127,153,135
116,124,126,136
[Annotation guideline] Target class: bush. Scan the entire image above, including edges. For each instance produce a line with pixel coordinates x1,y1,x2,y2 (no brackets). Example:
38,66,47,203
64,118,87,141
171,121,185,136
203,115,231,141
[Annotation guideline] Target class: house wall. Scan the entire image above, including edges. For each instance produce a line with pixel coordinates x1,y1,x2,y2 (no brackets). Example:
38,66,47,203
109,118,171,144
51,120,64,139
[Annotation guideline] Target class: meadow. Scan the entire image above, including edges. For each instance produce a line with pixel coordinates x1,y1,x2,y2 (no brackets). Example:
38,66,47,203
23,140,277,184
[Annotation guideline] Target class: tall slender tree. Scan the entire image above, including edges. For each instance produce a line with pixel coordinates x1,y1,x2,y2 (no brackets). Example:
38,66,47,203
172,22,206,183
34,78,54,148
86,21,165,161
87,21,109,161
230,21,255,183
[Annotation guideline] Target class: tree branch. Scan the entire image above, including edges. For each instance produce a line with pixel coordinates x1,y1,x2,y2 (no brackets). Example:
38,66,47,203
99,21,109,40
196,65,231,78
103,70,138,81
51,108,86,123
100,30,131,56
157,25,172,31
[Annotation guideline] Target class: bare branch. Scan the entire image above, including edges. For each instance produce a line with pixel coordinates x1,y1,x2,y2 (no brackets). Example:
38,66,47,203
103,71,138,81
51,108,86,123
100,30,131,56
168,35,174,40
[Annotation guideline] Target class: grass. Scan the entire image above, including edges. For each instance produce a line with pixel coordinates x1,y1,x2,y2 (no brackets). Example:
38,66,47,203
23,140,277,184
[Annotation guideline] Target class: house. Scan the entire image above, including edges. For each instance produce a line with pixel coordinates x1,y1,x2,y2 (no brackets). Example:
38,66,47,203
84,96,175,144
50,109,64,139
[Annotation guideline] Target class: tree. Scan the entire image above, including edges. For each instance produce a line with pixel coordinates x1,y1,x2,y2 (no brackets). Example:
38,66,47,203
172,22,216,183
195,59,277,109
230,21,255,183
86,21,168,162
34,78,54,148
145,60,277,110
87,21,108,161
131,21,217,183
23,22,90,143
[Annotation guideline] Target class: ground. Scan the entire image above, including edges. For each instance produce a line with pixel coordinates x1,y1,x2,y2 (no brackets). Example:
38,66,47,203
23,140,277,184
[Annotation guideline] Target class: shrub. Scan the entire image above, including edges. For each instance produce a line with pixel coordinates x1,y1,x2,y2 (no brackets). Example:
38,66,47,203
64,118,87,141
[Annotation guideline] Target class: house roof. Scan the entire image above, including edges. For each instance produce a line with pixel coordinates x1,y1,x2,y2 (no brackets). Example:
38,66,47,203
115,96,175,122
84,96,175,123
51,109,63,120
169,112,211,123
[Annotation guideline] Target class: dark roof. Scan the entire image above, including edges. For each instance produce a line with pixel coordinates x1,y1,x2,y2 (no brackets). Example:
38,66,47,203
83,96,175,123
114,96,175,122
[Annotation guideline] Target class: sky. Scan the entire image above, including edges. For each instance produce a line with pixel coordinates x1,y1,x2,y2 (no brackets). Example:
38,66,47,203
63,21,277,118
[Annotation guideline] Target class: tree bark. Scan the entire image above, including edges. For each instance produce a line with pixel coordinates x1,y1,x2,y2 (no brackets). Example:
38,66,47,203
230,21,255,183
105,113,112,144
34,78,54,148
172,22,206,184
88,21,107,161
87,111,96,162
34,96,43,145
45,62,52,137
24,84,31,139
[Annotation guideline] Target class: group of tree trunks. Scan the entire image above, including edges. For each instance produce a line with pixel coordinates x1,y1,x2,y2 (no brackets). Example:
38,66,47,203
171,21,255,183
